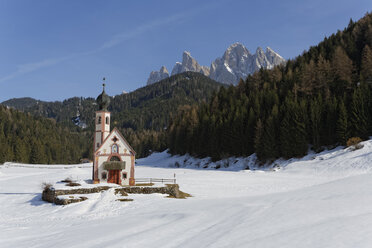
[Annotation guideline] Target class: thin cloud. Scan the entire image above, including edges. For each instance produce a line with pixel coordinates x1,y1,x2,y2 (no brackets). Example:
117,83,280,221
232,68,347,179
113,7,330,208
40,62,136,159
0,5,212,83
101,11,191,49
0,55,73,83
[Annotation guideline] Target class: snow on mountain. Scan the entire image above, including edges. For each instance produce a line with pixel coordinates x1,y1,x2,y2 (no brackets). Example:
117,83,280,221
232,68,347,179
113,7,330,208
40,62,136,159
2,140,372,247
146,43,285,85
210,43,286,85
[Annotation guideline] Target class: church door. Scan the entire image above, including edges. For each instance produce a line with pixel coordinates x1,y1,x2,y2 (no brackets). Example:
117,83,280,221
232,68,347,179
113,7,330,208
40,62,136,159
108,170,120,184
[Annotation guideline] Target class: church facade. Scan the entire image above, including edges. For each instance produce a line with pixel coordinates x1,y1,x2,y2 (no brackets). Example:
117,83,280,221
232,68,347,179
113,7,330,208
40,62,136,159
93,84,135,186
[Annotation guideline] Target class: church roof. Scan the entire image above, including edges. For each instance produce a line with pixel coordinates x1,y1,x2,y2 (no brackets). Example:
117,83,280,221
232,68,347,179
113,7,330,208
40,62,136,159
96,83,110,111
95,127,136,155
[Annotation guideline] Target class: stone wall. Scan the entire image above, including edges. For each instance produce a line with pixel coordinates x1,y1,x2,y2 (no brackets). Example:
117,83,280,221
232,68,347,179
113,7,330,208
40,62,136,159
42,184,186,205
115,184,181,198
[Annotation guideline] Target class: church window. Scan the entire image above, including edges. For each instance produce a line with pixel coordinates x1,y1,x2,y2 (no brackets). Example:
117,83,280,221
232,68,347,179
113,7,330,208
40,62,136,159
106,116,109,124
97,143,100,148
101,172,107,180
97,116,102,124
122,172,127,179
112,144,118,154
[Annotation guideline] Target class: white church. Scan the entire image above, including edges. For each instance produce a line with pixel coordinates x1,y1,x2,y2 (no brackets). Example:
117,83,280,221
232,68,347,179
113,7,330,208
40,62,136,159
93,83,136,186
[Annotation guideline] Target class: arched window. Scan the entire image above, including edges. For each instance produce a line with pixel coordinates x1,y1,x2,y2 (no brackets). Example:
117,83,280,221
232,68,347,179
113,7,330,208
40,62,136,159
106,116,109,124
110,155,120,161
111,144,118,154
97,116,102,124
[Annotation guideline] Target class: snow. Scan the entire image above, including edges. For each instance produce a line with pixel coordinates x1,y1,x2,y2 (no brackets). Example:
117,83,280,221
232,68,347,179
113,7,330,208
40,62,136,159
1,140,372,247
224,62,233,74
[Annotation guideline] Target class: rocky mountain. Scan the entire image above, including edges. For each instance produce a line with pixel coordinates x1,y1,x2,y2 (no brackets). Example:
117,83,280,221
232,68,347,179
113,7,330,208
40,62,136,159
170,51,210,77
146,66,169,85
210,43,286,84
147,43,285,85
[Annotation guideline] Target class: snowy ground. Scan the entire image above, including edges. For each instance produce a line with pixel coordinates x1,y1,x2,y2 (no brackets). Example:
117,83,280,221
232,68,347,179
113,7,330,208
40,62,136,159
1,141,372,248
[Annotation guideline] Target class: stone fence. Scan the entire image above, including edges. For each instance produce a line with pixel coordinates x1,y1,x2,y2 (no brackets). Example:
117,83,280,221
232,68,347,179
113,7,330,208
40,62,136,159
42,184,187,205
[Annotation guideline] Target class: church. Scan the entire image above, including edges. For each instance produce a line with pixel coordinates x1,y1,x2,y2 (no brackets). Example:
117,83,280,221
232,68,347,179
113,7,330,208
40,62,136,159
92,83,136,186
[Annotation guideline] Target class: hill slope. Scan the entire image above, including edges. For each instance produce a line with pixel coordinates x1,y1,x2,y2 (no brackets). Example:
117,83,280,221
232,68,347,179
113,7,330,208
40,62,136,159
0,105,88,164
1,72,225,158
1,139,372,247
168,12,372,161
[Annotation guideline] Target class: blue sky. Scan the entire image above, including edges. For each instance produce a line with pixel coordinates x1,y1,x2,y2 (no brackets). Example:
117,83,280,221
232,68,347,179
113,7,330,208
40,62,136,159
0,0,370,101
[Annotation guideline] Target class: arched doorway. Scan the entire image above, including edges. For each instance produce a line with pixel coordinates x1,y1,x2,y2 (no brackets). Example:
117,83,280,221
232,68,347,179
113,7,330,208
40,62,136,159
108,156,121,184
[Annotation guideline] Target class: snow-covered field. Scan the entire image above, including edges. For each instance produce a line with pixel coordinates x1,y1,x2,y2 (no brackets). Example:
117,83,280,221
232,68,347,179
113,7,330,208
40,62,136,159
1,141,372,248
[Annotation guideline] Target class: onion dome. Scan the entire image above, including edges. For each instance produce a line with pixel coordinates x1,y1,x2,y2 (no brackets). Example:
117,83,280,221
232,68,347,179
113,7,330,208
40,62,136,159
96,82,110,111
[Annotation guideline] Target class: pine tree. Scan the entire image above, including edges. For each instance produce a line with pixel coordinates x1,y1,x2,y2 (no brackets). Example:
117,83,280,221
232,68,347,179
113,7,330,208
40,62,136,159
254,119,264,161
350,86,368,139
309,95,322,151
14,138,28,163
331,46,354,91
280,98,308,158
261,105,279,160
30,141,47,164
336,100,348,145
245,107,256,155
361,45,372,83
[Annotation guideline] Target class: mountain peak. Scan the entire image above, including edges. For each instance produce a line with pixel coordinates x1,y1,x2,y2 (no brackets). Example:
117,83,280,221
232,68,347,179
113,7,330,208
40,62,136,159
256,46,264,53
226,42,250,56
146,66,170,85
159,66,169,74
228,42,244,49
170,51,205,76
183,51,191,56
266,46,274,53
210,44,285,84
266,47,284,59
147,42,285,85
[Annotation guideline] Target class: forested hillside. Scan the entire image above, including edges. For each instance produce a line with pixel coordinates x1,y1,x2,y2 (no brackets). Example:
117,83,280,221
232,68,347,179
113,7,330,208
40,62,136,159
2,72,224,159
168,13,372,162
0,105,90,164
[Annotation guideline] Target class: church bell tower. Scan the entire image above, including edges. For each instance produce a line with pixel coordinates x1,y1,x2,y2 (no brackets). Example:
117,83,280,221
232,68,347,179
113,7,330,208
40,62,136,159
93,78,111,183
94,80,111,151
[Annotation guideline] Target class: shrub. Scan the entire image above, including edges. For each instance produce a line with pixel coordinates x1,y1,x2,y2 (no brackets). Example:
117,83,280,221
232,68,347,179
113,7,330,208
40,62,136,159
41,182,52,190
346,137,363,150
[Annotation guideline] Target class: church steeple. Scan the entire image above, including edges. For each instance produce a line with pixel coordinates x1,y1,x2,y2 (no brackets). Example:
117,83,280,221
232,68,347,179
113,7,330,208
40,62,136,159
96,78,110,111
94,78,111,151
93,78,112,183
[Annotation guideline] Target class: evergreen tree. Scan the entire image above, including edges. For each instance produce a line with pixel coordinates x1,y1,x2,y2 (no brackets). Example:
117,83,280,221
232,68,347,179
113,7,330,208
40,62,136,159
261,105,280,160
361,45,372,83
350,86,368,139
14,138,28,163
280,98,308,158
245,107,256,155
309,95,322,151
336,100,348,145
254,119,264,161
331,46,354,91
